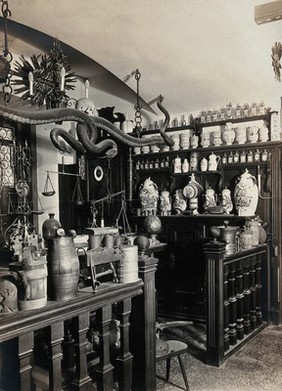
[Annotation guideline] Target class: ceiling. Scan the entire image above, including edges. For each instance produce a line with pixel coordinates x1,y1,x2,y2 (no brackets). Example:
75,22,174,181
2,0,282,122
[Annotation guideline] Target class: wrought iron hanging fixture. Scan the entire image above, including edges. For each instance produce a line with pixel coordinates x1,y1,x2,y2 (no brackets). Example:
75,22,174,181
12,38,77,109
0,0,13,105
133,69,143,138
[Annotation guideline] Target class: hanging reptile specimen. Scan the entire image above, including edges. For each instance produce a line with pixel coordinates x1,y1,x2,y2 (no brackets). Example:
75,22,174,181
0,95,173,158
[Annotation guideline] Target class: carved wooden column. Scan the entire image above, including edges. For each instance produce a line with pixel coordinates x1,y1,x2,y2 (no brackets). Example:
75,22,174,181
18,332,34,391
45,322,64,391
204,239,226,367
130,251,158,391
96,305,114,391
71,313,92,391
116,298,133,391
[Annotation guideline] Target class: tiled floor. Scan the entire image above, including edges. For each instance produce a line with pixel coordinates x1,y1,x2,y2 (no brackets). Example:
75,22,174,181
156,325,282,391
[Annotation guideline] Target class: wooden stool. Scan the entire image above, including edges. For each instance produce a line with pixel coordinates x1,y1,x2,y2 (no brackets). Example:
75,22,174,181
156,339,190,391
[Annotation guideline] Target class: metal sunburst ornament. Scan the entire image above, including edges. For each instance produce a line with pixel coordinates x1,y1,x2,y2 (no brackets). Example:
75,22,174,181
12,38,77,109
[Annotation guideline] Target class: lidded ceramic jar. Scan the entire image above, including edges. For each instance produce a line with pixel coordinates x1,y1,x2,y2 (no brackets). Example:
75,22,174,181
247,126,259,143
221,187,233,214
171,134,180,150
259,122,269,142
200,130,210,148
234,169,258,216
239,225,253,250
173,156,182,173
159,190,172,216
235,126,247,144
211,130,222,147
203,187,216,211
179,132,190,149
222,122,235,145
173,189,187,215
139,177,159,215
200,157,208,171
190,134,199,149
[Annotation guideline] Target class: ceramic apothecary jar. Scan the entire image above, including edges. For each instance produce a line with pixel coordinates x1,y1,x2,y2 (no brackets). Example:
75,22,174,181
234,169,258,216
222,122,235,145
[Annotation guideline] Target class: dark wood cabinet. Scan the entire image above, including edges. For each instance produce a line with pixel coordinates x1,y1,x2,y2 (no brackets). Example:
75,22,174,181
128,110,282,324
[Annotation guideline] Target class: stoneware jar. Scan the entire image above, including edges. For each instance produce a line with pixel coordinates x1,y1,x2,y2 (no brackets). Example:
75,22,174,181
200,157,208,171
235,126,247,144
234,169,258,216
200,130,210,148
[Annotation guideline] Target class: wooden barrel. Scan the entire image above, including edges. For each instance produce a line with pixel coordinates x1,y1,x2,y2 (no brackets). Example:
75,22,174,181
47,236,79,301
9,260,48,310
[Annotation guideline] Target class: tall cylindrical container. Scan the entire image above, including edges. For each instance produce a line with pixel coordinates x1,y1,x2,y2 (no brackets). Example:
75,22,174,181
47,236,79,300
118,245,139,283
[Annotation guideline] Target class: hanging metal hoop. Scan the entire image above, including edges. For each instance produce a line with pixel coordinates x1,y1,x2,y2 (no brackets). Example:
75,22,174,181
94,165,104,182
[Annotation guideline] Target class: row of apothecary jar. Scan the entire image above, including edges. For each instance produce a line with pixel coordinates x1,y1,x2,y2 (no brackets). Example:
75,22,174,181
135,149,270,173
133,122,269,155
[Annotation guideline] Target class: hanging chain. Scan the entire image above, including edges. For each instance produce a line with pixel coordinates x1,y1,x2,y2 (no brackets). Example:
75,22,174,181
134,69,143,137
1,0,13,105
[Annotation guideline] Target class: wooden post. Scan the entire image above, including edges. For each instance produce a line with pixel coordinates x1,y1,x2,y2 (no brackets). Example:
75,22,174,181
130,252,158,391
204,239,226,367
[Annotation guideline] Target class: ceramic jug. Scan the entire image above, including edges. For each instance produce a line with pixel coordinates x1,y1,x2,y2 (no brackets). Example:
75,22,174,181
208,152,220,171
234,169,258,216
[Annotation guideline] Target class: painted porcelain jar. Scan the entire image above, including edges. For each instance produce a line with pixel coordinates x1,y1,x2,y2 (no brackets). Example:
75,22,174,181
139,177,159,215
203,187,216,211
200,157,208,171
235,126,247,144
200,130,210,148
173,189,187,215
222,122,235,145
159,190,172,216
171,134,180,150
190,134,199,149
173,156,182,173
234,169,258,216
247,126,259,143
259,123,269,142
221,187,233,214
179,132,190,149
211,130,222,147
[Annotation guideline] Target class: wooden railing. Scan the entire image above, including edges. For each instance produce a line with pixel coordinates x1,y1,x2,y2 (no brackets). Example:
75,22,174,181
204,240,270,366
0,280,143,391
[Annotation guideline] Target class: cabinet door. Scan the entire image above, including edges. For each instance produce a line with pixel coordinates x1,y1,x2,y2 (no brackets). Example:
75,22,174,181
156,220,206,320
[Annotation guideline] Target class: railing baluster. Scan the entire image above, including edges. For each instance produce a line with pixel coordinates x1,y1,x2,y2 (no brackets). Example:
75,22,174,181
235,260,244,339
223,263,230,350
250,257,257,329
243,259,251,334
228,263,237,345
